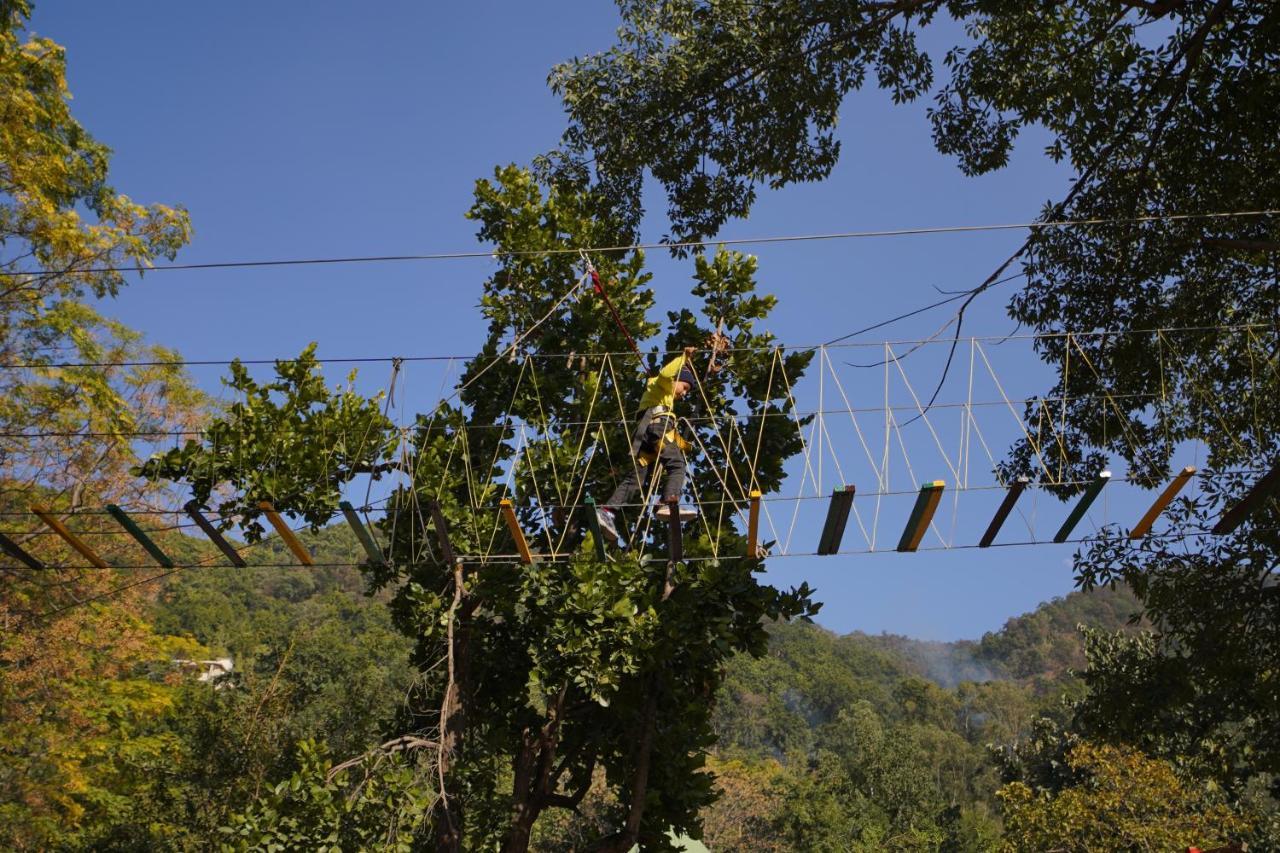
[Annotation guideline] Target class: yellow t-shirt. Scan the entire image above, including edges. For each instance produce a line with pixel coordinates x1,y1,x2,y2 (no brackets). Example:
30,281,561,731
637,354,689,411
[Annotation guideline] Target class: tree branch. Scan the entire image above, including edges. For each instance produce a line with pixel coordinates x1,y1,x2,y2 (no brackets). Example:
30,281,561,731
325,734,440,783
1115,0,1188,17
434,559,468,853
542,755,596,811
906,0,1236,426
1203,238,1280,253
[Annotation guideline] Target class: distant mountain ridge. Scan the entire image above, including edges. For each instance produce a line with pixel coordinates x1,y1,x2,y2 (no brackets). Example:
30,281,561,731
853,584,1142,687
713,584,1143,758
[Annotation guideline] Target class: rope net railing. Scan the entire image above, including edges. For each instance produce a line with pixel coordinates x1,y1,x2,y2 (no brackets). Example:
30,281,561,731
3,323,1278,584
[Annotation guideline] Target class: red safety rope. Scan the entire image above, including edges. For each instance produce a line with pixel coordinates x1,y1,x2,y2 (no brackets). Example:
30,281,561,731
587,264,652,377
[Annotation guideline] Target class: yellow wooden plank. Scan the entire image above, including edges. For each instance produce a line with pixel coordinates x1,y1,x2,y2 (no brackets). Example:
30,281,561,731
31,505,108,568
747,490,761,558
500,499,533,565
904,482,946,552
1130,466,1196,540
257,501,314,565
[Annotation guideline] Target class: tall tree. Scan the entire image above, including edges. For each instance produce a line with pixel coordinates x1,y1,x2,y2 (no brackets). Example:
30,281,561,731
0,3,203,844
0,0,194,509
141,165,819,851
547,0,1278,501
1068,483,1280,805
547,0,1280,815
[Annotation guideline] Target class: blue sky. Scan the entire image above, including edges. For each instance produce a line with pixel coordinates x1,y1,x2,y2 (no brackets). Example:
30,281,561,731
35,1,1167,640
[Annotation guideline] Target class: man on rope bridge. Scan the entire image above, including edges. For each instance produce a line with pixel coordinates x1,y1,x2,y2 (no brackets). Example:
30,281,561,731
595,336,726,544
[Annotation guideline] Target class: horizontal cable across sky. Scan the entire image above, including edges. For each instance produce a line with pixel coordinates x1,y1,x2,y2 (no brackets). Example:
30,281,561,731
0,390,1221,439
1,208,1274,277
1,321,1274,372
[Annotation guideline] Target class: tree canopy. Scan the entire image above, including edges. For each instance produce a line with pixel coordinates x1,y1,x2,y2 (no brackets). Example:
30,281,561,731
0,3,203,842
140,165,822,850
548,3,1280,837
547,0,1279,495
4,2,1278,848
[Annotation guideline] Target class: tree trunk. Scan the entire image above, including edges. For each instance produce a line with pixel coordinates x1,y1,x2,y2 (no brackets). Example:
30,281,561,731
433,560,471,853
587,563,677,852
586,690,659,853
501,685,570,853
501,731,543,853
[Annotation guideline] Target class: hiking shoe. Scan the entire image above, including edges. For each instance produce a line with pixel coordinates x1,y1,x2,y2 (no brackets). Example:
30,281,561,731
653,503,698,521
596,507,621,544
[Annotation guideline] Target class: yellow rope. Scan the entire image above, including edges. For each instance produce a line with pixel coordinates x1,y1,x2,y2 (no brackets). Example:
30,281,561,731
1067,334,1171,476
776,352,823,554
525,355,565,505
815,348,870,549
558,355,606,506
689,352,755,508
1157,330,1253,464
824,348,887,491
1059,338,1070,484
678,436,719,558
887,346,963,485
975,341,1056,484
682,422,747,555
722,347,783,549
478,356,531,558
603,352,645,507
600,352,667,550
483,426,526,559
518,423,556,556
552,355,607,554
1244,326,1271,447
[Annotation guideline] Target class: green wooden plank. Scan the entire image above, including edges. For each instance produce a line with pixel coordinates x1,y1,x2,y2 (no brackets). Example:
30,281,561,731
339,501,386,567
818,486,855,554
1053,471,1111,543
106,504,174,568
583,496,608,562
830,485,856,554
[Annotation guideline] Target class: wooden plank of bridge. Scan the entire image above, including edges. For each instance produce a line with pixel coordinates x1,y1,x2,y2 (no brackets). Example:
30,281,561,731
32,505,107,568
258,501,314,566
898,481,945,553
184,501,247,567
1053,471,1111,543
979,476,1029,548
1130,466,1196,540
500,499,533,565
106,504,175,568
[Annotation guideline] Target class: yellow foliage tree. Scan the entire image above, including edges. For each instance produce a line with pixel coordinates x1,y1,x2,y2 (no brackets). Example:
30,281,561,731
998,742,1250,853
0,0,196,513
0,2,206,846
699,756,791,853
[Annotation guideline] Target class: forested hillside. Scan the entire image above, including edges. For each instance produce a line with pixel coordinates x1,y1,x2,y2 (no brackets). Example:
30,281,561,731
699,586,1138,849
0,501,1247,851
2,523,419,848
40,522,1135,850
856,584,1142,687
